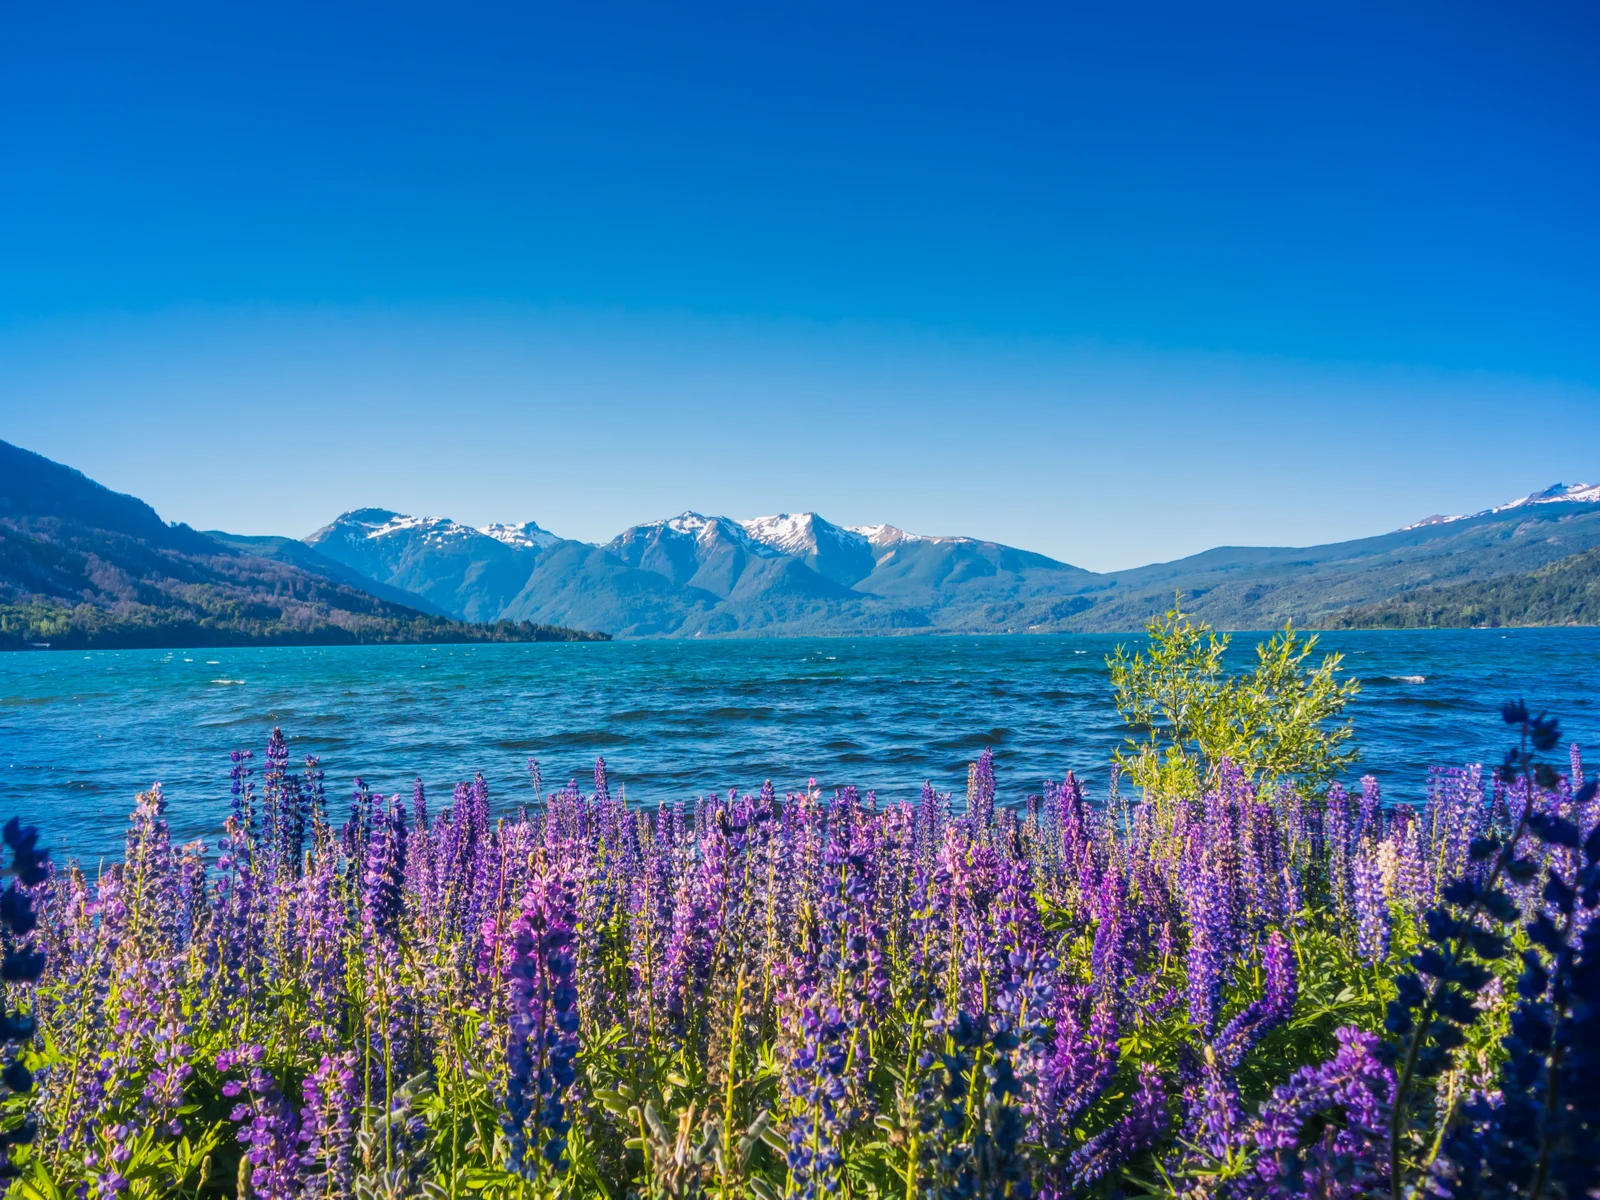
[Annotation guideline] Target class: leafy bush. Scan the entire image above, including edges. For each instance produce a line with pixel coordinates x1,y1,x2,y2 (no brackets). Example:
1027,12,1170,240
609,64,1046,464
1109,603,1360,796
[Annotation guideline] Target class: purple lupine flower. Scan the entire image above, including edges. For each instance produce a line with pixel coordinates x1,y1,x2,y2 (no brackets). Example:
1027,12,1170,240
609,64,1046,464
915,779,946,864
1323,781,1352,923
1213,929,1297,1069
504,864,580,1178
121,784,178,950
216,1044,301,1199
405,777,434,905
94,1123,133,1196
662,810,728,1033
469,772,491,843
1066,1063,1169,1186
341,778,370,865
1357,774,1381,843
840,815,890,1013
1181,831,1233,1036
411,777,429,832
782,1000,853,1200
229,749,255,836
212,814,260,1009
1351,853,1389,964
1184,1058,1246,1163
294,849,348,1040
1055,771,1100,908
967,748,996,830
298,1051,357,1195
1391,807,1428,911
361,796,408,953
302,754,326,827
1253,1026,1394,1199
1089,867,1129,991
261,728,298,883
1036,990,1118,1129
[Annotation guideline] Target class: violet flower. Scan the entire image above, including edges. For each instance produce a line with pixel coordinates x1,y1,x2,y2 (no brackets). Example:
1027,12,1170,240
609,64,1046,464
1213,929,1297,1069
1065,1063,1169,1187
1253,1026,1394,1199
504,865,579,1178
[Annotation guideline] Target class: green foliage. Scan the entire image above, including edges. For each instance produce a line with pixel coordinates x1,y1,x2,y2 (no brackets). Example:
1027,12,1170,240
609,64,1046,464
1328,547,1600,629
0,600,606,650
1109,601,1360,795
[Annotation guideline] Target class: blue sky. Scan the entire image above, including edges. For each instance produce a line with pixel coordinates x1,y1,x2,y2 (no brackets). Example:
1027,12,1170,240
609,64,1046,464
2,1,1596,571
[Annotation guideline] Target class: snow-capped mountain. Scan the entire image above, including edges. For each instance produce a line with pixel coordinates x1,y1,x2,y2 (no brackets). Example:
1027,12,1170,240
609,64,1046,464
479,520,562,550
307,508,563,622
1401,483,1600,531
331,508,485,546
296,483,1600,637
740,512,854,555
605,512,782,597
740,513,878,585
300,503,1102,633
1490,482,1600,512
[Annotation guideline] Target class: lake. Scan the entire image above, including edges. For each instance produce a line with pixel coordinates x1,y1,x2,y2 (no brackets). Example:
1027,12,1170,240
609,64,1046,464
2,629,1597,860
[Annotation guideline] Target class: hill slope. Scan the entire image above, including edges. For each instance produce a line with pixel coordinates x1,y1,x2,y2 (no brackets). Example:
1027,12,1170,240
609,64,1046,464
1325,548,1600,629
1072,500,1600,631
204,531,452,616
0,441,607,649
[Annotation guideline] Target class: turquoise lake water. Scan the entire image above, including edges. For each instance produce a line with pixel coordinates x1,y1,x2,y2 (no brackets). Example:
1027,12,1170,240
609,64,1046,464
2,630,1597,860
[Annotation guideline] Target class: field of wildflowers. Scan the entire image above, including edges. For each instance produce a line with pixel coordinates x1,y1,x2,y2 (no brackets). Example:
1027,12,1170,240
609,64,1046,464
0,642,1596,1198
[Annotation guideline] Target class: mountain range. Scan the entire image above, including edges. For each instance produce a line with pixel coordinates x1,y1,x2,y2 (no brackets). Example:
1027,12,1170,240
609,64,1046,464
301,484,1600,636
5,436,1599,643
0,440,605,649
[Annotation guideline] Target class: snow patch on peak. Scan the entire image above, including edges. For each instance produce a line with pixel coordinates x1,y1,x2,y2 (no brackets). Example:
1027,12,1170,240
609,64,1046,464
845,523,974,547
740,513,867,555
664,511,718,538
1399,513,1469,532
1491,482,1600,513
479,521,561,550
1399,482,1600,531
624,512,777,552
846,523,907,548
358,513,479,545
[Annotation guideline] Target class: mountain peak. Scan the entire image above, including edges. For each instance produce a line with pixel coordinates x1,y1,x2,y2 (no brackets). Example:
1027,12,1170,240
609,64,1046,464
479,520,561,550
1400,482,1600,531
847,523,908,549
620,511,776,551
1491,482,1600,512
740,512,863,555
337,507,402,525
357,512,479,546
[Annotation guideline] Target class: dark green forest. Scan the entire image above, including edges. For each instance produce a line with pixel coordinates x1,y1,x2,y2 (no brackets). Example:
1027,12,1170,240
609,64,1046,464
1328,546,1600,629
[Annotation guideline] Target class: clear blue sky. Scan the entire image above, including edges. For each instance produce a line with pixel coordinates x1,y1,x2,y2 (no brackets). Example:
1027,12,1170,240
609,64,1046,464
2,1,1596,571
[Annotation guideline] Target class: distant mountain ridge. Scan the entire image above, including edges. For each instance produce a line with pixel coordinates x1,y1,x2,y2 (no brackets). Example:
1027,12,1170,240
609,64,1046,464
1329,547,1600,629
0,441,607,649
1399,482,1600,530
303,484,1600,635
306,505,1105,636
7,433,1596,642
